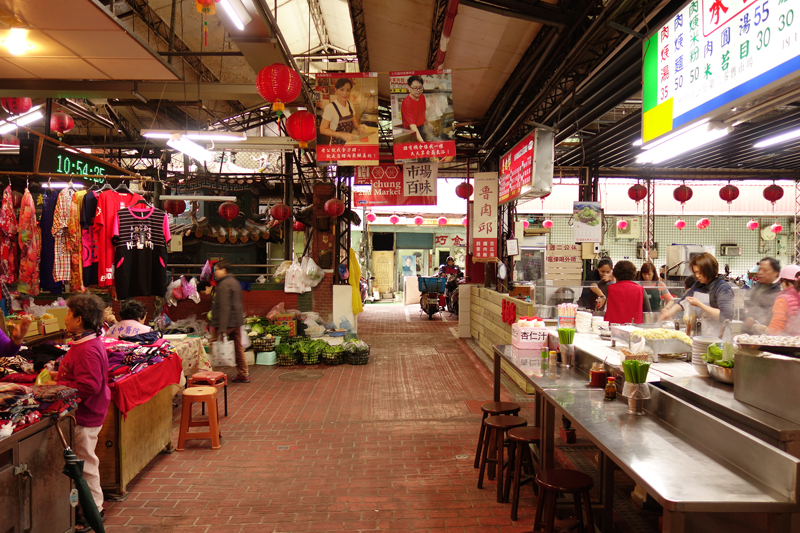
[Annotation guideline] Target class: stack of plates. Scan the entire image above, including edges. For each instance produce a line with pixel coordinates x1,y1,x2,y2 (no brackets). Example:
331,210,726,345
576,311,593,333
591,316,604,334
691,336,721,376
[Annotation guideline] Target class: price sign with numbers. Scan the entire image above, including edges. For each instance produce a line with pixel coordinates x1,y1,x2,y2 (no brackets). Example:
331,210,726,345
642,0,800,146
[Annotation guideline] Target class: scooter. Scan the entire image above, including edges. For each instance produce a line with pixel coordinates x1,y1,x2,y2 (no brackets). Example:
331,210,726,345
420,291,441,319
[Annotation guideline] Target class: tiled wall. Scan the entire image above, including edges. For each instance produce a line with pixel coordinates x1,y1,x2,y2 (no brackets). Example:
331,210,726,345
542,214,797,277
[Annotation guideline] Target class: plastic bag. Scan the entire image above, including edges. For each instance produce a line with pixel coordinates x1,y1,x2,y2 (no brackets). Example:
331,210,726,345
304,318,325,337
284,260,305,294
200,260,213,281
240,326,251,350
301,256,324,287
183,277,200,304
165,279,182,307
266,302,286,322
211,338,235,367
35,369,52,385
274,260,292,282
339,316,353,333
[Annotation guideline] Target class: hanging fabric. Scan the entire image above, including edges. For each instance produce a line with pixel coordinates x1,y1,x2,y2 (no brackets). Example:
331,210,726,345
0,185,18,285
81,190,99,286
67,190,87,292
18,188,40,296
94,189,143,287
52,186,74,283
39,188,63,294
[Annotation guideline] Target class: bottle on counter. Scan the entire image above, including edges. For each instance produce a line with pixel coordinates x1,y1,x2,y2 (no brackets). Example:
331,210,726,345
589,362,606,387
540,347,549,370
605,376,617,401
549,350,557,369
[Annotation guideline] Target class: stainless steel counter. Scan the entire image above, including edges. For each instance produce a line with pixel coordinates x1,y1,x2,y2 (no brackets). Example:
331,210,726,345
660,375,800,454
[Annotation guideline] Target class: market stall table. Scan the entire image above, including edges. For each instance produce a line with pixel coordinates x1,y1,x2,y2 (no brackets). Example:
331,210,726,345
170,336,210,376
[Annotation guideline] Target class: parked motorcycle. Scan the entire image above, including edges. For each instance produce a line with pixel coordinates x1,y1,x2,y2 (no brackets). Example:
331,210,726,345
418,276,445,320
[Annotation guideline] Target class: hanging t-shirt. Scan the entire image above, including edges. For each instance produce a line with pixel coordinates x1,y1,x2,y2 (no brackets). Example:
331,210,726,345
94,190,142,287
81,191,99,286
112,207,170,299
39,189,63,294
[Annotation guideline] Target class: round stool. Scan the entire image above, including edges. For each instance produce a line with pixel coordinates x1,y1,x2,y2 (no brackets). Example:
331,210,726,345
533,469,594,533
505,427,541,520
474,402,521,470
478,415,527,503
177,387,221,451
188,371,228,417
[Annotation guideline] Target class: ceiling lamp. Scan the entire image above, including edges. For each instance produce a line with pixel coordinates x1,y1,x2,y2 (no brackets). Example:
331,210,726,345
167,134,211,162
637,121,731,165
143,129,246,141
747,219,759,231
628,183,647,203
413,216,424,226
0,97,31,115
256,64,302,114
675,219,686,230
219,0,252,30
2,29,32,56
0,109,44,134
754,127,800,148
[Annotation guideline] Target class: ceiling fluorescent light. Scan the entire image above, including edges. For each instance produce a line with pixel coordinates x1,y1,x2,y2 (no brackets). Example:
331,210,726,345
636,122,730,165
167,135,211,162
0,110,44,134
632,138,642,146
143,129,245,141
219,0,252,30
754,128,800,148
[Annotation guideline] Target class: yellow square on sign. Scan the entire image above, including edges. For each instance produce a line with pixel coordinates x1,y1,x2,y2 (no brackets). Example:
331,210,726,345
643,98,674,144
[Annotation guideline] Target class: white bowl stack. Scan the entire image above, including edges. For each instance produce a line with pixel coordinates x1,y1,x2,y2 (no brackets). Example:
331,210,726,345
576,311,593,333
591,316,604,334
691,336,721,376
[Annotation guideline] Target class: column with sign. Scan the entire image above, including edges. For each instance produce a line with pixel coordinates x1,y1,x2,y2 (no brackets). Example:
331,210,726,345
472,172,498,262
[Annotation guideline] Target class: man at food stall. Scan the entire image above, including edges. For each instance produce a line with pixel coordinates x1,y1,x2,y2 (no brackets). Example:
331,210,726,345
577,257,613,311
752,264,800,335
659,252,734,333
743,257,781,332
604,260,651,323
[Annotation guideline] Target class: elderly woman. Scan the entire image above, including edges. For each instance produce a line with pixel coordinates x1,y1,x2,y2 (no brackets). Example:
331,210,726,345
753,265,800,335
604,260,651,324
105,299,151,339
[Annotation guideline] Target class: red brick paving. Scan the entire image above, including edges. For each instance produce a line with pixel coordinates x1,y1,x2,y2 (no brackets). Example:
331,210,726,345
102,303,549,532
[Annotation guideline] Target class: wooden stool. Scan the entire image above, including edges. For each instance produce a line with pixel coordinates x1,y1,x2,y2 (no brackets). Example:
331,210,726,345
478,415,527,503
533,469,595,533
188,371,228,417
504,426,541,520
176,387,221,451
474,402,521,470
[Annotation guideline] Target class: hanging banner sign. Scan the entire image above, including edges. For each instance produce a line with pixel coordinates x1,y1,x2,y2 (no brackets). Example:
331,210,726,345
314,73,380,165
389,70,456,164
572,202,603,243
499,129,554,205
472,172,498,262
353,164,437,206
642,0,800,146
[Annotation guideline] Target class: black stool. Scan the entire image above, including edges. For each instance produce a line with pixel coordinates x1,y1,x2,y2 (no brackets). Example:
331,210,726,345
533,469,595,533
504,426,541,520
474,402,521,471
478,415,527,503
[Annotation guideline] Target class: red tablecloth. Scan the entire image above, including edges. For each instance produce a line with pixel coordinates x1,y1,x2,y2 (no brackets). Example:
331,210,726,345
109,354,182,417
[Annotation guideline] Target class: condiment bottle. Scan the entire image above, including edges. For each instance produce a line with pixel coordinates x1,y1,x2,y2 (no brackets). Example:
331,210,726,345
589,363,606,388
605,376,617,401
549,350,557,369
540,347,549,369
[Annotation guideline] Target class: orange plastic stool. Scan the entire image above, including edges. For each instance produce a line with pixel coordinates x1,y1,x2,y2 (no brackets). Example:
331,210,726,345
188,371,228,416
176,387,221,451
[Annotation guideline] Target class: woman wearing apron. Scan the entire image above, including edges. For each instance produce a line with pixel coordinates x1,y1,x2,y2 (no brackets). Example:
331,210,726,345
319,78,365,144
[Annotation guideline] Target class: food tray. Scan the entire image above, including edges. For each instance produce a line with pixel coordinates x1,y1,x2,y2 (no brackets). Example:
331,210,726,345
611,325,692,363
734,335,800,357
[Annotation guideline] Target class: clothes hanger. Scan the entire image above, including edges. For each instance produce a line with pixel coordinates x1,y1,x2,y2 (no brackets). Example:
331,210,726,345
130,197,152,210
98,178,113,193
115,180,131,194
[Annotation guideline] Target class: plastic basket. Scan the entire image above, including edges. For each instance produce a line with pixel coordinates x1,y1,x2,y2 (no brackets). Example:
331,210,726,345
300,350,320,365
347,348,370,365
251,337,275,353
277,353,297,366
322,349,344,365
418,276,446,293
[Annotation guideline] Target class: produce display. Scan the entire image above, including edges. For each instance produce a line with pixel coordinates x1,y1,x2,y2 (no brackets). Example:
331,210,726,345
631,329,692,345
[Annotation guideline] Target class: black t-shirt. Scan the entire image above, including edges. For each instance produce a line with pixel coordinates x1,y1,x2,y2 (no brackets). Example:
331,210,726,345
113,207,170,299
578,269,609,310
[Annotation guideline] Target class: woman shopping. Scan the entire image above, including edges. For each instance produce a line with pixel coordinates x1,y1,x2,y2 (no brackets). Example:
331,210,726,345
638,262,674,312
578,257,613,311
604,261,651,324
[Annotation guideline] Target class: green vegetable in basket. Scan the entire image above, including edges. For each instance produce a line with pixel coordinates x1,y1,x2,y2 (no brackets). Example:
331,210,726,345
275,343,293,355
703,343,723,364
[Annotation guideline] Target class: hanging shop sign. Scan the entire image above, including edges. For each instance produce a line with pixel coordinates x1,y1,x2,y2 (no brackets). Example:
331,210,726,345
472,172,499,262
572,201,603,243
353,163,438,206
499,129,555,205
642,0,800,145
314,72,380,165
389,70,456,164
434,234,466,247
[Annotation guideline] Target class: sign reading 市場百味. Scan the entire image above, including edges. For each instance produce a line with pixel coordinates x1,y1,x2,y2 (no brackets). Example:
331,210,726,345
642,0,800,146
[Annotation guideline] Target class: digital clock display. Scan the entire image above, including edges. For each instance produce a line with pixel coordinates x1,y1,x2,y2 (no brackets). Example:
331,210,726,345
54,153,108,176
35,142,116,177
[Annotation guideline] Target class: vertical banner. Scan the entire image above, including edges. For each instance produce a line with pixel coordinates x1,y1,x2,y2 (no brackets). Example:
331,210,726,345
314,73,379,165
572,202,603,243
389,70,456,164
472,172,498,262
353,164,437,206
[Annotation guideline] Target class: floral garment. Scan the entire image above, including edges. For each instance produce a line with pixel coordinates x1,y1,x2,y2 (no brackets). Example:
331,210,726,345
0,186,18,285
67,190,86,292
17,189,40,295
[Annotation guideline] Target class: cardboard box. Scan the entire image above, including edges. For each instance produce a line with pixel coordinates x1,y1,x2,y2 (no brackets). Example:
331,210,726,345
511,324,548,350
276,319,296,337
46,307,69,331
9,318,40,338
40,317,60,335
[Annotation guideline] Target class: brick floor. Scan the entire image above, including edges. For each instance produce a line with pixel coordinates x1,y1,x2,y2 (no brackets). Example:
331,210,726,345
101,303,598,532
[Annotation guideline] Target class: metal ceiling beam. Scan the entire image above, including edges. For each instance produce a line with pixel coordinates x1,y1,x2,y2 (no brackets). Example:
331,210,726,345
347,0,370,72
307,0,331,49
461,0,573,27
0,80,259,101
428,0,450,70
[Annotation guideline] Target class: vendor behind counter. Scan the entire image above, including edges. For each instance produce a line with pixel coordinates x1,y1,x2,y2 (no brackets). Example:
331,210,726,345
604,260,650,324
577,257,613,311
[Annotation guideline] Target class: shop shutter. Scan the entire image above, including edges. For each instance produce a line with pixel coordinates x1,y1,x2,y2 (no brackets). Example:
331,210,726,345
395,232,434,249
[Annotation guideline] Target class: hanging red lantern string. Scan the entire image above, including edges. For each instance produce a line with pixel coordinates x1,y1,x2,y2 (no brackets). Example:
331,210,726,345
293,221,306,232
366,212,377,223
675,219,686,230
764,184,784,213
218,201,240,221
628,183,647,204
673,184,693,210
389,215,400,225
747,219,759,231
772,223,783,234
437,217,448,226
0,135,20,148
324,198,346,217
256,63,302,115
195,0,220,46
542,219,553,229
719,184,739,204
286,110,316,149
163,199,186,217
0,97,32,115
696,218,710,230
413,216,424,226
617,219,628,230
270,203,291,221
540,191,551,209
522,219,530,229
461,217,468,226
50,112,74,140
455,182,473,199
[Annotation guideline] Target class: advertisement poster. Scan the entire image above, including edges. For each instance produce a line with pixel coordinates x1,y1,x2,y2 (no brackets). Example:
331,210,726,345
472,172,498,261
314,72,379,165
353,163,438,206
499,131,535,204
389,70,456,164
572,202,603,243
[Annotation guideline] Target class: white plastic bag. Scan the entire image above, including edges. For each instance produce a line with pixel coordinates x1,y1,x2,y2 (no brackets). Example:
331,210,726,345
284,260,304,294
240,326,251,350
211,338,235,367
301,256,324,288
165,279,182,307
274,260,292,282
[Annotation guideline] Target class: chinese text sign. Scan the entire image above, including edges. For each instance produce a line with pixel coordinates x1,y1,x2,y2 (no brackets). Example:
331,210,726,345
472,172,498,261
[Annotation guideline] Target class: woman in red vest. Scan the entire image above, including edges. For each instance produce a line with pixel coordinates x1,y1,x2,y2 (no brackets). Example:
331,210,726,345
604,261,651,324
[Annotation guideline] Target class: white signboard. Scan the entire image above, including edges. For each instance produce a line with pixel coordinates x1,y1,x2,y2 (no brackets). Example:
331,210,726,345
472,172,498,262
402,162,438,199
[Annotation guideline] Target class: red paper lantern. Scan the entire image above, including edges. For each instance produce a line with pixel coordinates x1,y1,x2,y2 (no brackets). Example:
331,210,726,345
389,215,400,225
0,97,31,115
196,0,219,13
747,219,759,231
218,201,240,221
696,218,710,230
163,199,186,216
286,110,316,148
50,112,74,138
437,216,448,226
293,221,305,231
461,217,468,226
772,223,783,234
413,216,424,226
673,185,693,204
255,64,302,112
675,219,686,230
617,219,628,230
455,182,473,199
719,184,739,204
764,184,784,204
270,203,291,221
324,198,345,217
366,212,377,223
522,220,530,229
0,135,19,147
628,184,647,203
542,219,553,229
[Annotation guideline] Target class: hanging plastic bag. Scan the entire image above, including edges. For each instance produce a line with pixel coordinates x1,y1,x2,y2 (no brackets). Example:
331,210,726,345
185,277,201,304
240,326,251,350
165,279,182,307
339,316,353,333
301,256,324,287
200,260,213,281
211,337,235,367
274,260,292,282
284,260,304,294
266,302,286,322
